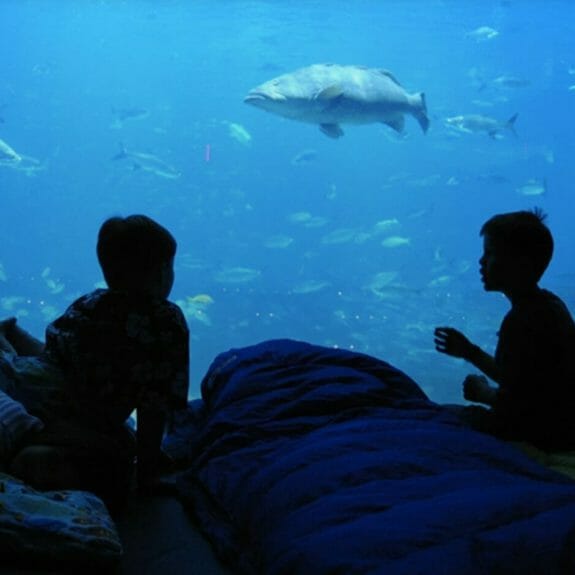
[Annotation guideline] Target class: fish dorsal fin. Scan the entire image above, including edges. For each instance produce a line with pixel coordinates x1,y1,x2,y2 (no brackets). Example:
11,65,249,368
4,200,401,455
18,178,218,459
377,69,402,87
314,85,344,101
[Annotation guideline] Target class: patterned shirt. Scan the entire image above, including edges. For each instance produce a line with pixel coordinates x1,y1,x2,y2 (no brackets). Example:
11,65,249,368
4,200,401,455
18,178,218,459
43,289,189,431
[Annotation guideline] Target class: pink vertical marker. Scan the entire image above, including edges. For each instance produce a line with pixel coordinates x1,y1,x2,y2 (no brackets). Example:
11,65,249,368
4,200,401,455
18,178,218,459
205,143,211,162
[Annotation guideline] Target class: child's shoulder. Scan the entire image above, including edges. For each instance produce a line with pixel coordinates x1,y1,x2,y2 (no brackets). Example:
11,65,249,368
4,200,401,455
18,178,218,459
521,289,575,330
537,289,571,314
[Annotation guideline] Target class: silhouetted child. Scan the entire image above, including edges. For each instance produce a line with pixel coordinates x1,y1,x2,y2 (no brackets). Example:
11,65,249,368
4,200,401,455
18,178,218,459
434,208,575,451
0,215,189,508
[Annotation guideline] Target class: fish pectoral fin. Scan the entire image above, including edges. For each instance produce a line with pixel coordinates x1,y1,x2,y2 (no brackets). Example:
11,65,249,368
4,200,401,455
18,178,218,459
319,123,344,138
314,85,344,101
383,115,405,133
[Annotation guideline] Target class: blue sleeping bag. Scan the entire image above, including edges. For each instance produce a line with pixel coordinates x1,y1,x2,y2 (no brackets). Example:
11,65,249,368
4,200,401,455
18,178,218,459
175,339,575,574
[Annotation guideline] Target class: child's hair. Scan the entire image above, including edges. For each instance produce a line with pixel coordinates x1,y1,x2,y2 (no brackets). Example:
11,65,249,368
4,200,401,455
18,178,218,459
480,207,553,282
97,215,176,291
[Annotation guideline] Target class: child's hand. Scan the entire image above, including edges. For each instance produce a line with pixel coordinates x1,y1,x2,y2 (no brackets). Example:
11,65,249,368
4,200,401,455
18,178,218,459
434,327,474,359
463,374,496,405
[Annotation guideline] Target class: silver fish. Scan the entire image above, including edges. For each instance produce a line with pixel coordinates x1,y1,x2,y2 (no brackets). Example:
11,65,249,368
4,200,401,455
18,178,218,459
111,145,181,179
445,113,518,139
516,178,547,197
110,106,150,128
0,138,21,164
244,63,429,138
492,75,530,89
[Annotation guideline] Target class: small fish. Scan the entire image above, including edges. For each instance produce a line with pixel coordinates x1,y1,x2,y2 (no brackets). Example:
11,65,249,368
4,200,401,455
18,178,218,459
177,295,213,326
187,294,214,305
476,173,510,185
321,228,358,245
445,113,518,139
304,216,329,228
287,211,313,224
41,267,64,294
291,280,330,294
263,235,294,249
0,138,22,164
382,236,410,248
372,218,400,234
0,262,7,282
428,275,452,288
0,295,25,312
366,273,409,300
467,26,499,41
110,107,150,128
492,75,530,89
245,63,429,138
291,149,317,166
227,122,252,145
111,145,181,179
516,178,547,197
214,266,261,284
366,271,399,292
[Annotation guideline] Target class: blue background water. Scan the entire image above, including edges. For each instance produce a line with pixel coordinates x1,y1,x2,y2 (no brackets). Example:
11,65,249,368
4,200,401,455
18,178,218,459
1,0,574,400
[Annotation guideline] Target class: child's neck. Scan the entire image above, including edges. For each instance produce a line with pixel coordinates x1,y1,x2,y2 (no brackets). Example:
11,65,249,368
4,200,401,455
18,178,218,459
505,283,541,305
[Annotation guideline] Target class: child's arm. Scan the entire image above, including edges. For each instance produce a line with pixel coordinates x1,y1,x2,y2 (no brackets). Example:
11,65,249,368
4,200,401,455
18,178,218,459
434,326,502,383
463,374,498,406
464,344,502,385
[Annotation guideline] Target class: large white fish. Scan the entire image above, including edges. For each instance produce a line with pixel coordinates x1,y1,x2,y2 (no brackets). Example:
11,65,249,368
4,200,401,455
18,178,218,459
244,63,429,139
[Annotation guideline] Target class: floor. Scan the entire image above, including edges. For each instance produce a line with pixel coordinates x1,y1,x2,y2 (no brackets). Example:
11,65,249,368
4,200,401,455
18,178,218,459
0,493,232,575
114,494,232,575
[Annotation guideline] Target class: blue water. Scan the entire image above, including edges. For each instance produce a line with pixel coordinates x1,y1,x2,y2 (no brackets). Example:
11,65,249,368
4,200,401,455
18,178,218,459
1,0,574,400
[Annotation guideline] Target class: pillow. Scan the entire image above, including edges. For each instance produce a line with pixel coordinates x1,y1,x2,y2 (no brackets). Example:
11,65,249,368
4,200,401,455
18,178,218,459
0,389,44,461
0,472,123,565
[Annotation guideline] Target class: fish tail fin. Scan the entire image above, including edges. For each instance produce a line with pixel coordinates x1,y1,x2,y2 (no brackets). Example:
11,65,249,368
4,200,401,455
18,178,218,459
413,92,430,134
506,113,518,136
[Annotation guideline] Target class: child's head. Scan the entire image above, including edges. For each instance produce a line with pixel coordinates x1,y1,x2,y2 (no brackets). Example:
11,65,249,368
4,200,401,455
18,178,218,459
97,215,176,297
479,208,553,289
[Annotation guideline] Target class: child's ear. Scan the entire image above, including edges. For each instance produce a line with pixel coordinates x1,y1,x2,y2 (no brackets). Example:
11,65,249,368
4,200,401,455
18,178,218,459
516,255,538,281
